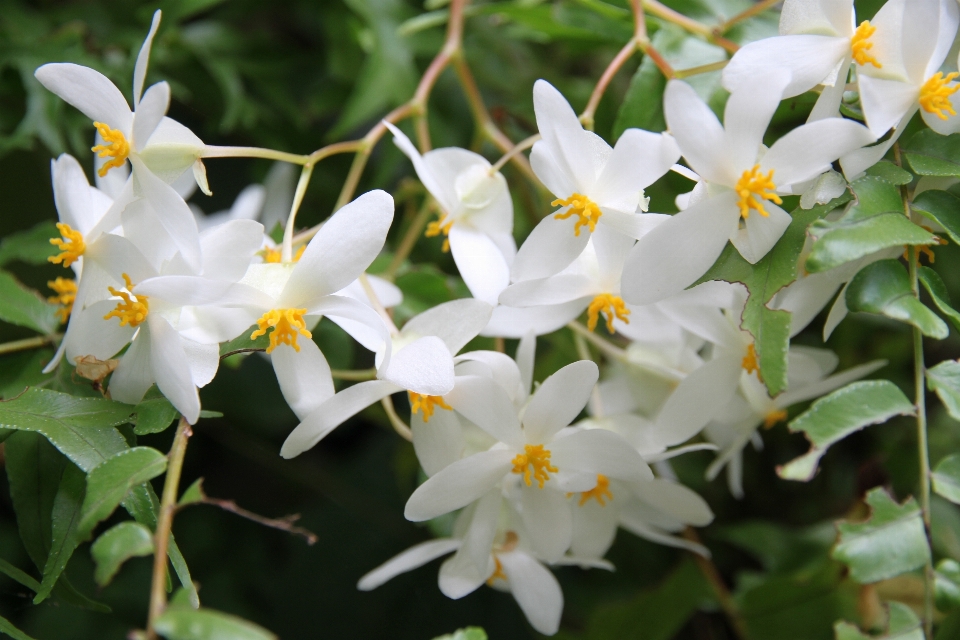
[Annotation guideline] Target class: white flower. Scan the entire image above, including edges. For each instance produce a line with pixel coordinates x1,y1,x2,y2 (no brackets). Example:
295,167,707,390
386,123,515,305
511,80,680,282
621,76,875,306
279,298,493,458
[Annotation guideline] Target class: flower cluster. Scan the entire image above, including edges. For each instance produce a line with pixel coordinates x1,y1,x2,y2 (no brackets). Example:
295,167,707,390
31,0,960,634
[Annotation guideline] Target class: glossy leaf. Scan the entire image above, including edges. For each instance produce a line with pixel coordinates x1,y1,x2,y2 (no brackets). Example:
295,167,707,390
133,398,180,435
0,615,37,640
928,360,960,421
0,270,59,334
806,178,934,273
779,381,914,481
865,161,914,186
178,478,207,507
91,521,154,587
79,447,167,538
845,260,948,339
34,462,85,604
918,267,960,332
904,129,960,177
153,606,277,640
0,221,58,267
833,487,930,584
936,559,960,612
911,190,960,245
933,454,960,505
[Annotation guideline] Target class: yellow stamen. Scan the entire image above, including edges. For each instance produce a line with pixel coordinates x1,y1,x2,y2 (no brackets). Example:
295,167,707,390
511,444,558,489
48,222,86,268
735,165,782,219
486,556,507,586
742,344,759,375
553,193,602,236
850,21,881,68
920,72,960,121
103,274,149,328
578,474,613,506
425,215,453,253
763,409,788,429
586,294,630,333
91,122,130,177
47,277,77,324
261,245,305,264
251,308,311,354
408,392,452,422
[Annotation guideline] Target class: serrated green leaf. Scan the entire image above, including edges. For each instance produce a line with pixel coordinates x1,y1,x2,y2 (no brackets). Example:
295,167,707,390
698,199,848,395
0,349,54,399
806,178,934,273
178,478,207,506
91,521,154,587
933,454,960,505
79,447,167,538
904,129,960,177
34,462,85,603
0,270,59,334
219,325,268,357
779,380,914,481
0,221,58,267
865,161,914,186
846,260,948,339
911,189,960,245
153,606,277,640
919,267,960,333
936,559,960,612
833,487,930,584
5,431,65,570
928,360,960,421
0,614,37,640
0,556,40,592
133,398,179,436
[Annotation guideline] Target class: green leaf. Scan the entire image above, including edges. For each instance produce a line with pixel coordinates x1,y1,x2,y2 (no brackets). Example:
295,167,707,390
919,267,960,332
904,129,960,177
832,487,930,584
91,521,154,587
779,380,914,481
846,260,948,339
936,559,960,612
79,447,167,538
0,270,59,334
133,398,180,435
219,325,268,357
835,602,923,639
0,349,54,399
865,161,914,186
431,628,488,640
0,614,37,640
613,54,666,137
806,177,934,273
178,478,207,507
153,606,277,640
928,360,960,421
911,189,960,245
34,462,85,604
0,557,40,592
0,221,58,267
933,454,960,505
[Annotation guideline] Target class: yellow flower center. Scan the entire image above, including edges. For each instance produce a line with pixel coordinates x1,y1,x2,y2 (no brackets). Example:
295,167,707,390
261,245,305,264
553,193,602,236
763,409,788,429
103,274,149,328
425,215,453,253
47,277,78,324
587,294,630,333
408,392,452,422
486,556,507,586
511,444,558,489
742,343,759,375
735,165,782,219
578,474,613,506
251,308,312,354
920,72,960,121
91,122,130,177
850,21,881,68
48,222,86,268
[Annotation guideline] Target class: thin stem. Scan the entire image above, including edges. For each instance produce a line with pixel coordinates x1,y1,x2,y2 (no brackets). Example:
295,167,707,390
642,0,710,36
306,140,365,164
719,0,780,32
282,164,314,262
567,321,628,363
331,368,378,381
201,145,309,165
381,395,413,442
146,416,192,639
490,134,540,174
383,198,436,280
580,37,639,130
683,528,748,640
0,334,61,356
673,59,729,79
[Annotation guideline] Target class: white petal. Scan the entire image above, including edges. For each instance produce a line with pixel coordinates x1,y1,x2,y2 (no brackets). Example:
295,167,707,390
148,316,200,424
663,80,728,184
722,35,849,97
438,549,489,600
523,361,598,444
455,351,523,402
52,154,113,236
271,338,334,420
592,129,680,209
422,147,493,217
723,73,790,174
922,103,960,136
778,360,886,407
64,300,134,363
808,61,851,122
592,222,636,283
181,339,219,388
401,298,492,355
280,380,399,458
403,449,515,521
480,300,586,339
824,282,850,340
382,336,455,396
631,479,713,526
618,517,710,557
448,225,510,305
445,375,523,447
511,213,591,282
520,487,572,562
357,539,461,591
34,63,132,133
571,498,619,559
499,551,564,636
133,82,169,152
198,219,264,281
282,190,394,304
533,79,596,192
385,122,454,213
858,75,918,138
130,156,202,271
108,329,154,405
774,272,844,337
652,354,742,446
730,201,793,264
516,332,536,398
530,141,577,198
412,408,465,477
138,118,205,185
839,133,902,181
133,10,162,107
779,0,852,36
308,295,393,362
499,275,595,308
598,210,668,241
620,192,740,305
550,429,653,483
460,489,503,574
762,119,876,187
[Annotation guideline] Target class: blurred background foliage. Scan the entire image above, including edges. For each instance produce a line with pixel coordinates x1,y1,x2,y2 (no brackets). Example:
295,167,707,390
2,0,960,638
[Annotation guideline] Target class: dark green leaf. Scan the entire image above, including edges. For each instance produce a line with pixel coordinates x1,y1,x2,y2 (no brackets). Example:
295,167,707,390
133,398,179,436
933,454,960,505
806,178,934,273
34,462,85,603
779,380,914,481
833,487,930,584
919,267,960,332
153,605,277,640
0,349,54,399
0,270,59,334
865,161,914,186
904,129,960,177
613,54,666,137
0,221,58,267
219,325,268,357
79,447,167,538
928,360,960,421
178,478,207,507
91,521,154,587
0,556,40,592
431,628,488,640
936,559,960,612
0,614,37,640
911,189,960,245
846,260,948,339
936,608,960,640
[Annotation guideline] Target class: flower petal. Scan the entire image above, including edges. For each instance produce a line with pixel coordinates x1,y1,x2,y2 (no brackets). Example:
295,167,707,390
480,299,586,338
385,122,455,213
533,79,596,193
592,129,680,209
520,487,572,562
148,315,201,424
445,375,523,447
663,80,728,184
412,407,465,477
651,353,742,446
382,336,455,396
129,156,202,271
401,298,493,355
729,201,793,264
447,224,511,305
857,75,918,138
34,63,132,134
499,275,595,308
52,154,113,236
357,539,461,591
460,489,503,574
550,429,653,482
108,328,154,405
631,479,713,526
64,300,135,363
530,141,577,198
199,219,264,281
523,360,598,444
762,118,876,187
438,549,489,600
271,338,335,421
723,73,790,175
133,10,162,107
403,449,515,521
722,35,849,97
133,82,169,152
570,498,619,559
511,213,591,282
499,550,564,636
